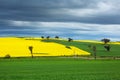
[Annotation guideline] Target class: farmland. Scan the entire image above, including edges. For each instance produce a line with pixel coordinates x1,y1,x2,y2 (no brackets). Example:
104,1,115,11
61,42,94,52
0,37,120,80
0,37,90,57
0,37,120,58
0,57,120,80
43,39,120,57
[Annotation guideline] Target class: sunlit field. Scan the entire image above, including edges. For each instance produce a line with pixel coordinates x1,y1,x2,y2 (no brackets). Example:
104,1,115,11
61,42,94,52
43,39,120,57
0,37,90,57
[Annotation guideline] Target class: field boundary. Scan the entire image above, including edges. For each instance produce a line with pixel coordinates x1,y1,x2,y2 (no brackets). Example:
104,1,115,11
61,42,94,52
1,56,120,60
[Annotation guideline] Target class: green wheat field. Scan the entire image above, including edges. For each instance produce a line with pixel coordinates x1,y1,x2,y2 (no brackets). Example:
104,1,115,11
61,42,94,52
0,58,120,80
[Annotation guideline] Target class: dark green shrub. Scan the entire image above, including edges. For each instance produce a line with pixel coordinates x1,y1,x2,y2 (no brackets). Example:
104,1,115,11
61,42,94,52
4,54,11,58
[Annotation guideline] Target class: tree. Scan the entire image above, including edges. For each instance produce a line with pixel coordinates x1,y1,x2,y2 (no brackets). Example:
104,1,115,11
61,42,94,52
88,44,92,49
92,45,97,60
41,36,44,39
101,38,110,44
46,36,50,39
28,46,33,58
4,54,11,58
55,36,59,39
68,38,73,42
104,44,111,51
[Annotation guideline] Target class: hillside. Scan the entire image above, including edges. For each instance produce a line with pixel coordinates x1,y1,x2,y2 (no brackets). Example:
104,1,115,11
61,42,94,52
0,37,90,57
43,39,120,57
0,37,120,57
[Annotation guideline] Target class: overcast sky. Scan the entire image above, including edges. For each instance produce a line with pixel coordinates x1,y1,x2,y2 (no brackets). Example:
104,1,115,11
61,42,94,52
0,0,120,41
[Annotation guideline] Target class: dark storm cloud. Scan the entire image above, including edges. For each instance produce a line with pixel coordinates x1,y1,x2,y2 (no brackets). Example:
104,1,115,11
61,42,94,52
0,0,90,21
0,0,120,40
0,0,120,24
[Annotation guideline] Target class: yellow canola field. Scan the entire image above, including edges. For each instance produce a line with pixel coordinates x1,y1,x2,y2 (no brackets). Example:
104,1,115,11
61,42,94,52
76,40,102,43
0,37,90,57
109,42,120,45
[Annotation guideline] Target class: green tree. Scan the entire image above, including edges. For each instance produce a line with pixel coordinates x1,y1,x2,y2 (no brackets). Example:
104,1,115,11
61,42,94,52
92,46,97,60
55,36,59,39
68,38,73,42
28,46,33,58
46,36,50,39
41,36,44,39
101,38,110,44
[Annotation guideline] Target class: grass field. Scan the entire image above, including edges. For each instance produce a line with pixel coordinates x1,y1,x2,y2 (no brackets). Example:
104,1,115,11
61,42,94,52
43,39,120,57
0,57,120,80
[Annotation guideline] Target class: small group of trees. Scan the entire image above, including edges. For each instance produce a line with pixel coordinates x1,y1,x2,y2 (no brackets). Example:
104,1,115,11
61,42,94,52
87,38,111,60
41,36,50,39
41,36,59,39
41,36,74,42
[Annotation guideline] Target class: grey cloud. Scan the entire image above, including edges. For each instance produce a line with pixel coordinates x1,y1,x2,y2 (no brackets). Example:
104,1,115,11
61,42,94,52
1,0,120,24
0,0,120,40
0,0,95,9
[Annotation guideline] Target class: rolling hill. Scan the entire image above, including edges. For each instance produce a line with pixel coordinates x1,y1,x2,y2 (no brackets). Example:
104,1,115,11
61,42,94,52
0,37,90,57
